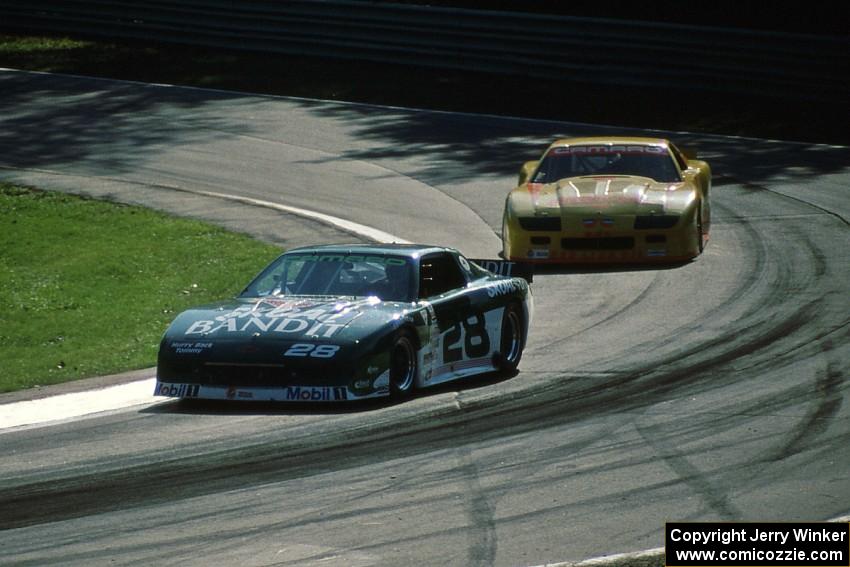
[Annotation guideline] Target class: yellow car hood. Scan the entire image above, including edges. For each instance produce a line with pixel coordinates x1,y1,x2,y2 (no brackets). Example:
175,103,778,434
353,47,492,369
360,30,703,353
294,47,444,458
512,176,695,216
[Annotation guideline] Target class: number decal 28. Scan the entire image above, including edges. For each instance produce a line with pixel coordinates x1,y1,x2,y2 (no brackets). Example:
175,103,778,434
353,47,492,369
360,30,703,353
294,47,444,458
284,343,340,358
442,312,490,363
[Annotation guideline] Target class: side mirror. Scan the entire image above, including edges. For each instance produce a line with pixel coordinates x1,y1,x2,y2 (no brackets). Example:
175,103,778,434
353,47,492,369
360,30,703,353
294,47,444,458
517,160,538,186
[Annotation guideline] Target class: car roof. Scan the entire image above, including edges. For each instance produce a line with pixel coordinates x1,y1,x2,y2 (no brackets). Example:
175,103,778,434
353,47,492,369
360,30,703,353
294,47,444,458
547,136,671,149
285,243,456,260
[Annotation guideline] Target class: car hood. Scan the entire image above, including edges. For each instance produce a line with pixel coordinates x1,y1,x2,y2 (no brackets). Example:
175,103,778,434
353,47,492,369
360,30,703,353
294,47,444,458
164,296,406,343
511,176,696,216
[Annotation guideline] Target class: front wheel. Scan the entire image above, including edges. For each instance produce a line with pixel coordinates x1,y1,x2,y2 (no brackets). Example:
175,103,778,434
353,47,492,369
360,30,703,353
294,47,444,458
696,203,705,254
497,303,524,373
389,330,417,398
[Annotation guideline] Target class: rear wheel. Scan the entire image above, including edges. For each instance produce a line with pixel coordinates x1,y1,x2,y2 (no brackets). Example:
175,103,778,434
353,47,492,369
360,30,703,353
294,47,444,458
497,303,524,373
389,330,417,398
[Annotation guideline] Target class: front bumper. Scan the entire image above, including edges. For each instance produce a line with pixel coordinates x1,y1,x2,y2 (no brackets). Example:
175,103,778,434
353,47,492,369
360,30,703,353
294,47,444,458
154,380,388,402
502,215,701,264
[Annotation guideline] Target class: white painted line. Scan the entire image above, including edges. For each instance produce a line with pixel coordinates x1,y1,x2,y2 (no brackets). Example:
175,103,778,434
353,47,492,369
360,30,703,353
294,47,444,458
176,187,409,245
0,162,409,246
0,378,158,431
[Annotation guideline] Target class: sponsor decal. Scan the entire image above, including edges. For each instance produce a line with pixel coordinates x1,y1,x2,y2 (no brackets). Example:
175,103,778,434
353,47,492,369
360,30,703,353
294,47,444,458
486,279,526,298
170,341,213,354
183,300,356,338
471,260,518,277
222,387,255,399
528,249,550,259
283,386,348,402
474,259,513,276
470,259,534,283
457,255,471,271
155,383,200,398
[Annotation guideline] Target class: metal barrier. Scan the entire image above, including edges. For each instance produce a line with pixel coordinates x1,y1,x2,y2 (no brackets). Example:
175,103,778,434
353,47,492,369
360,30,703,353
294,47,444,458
2,0,848,102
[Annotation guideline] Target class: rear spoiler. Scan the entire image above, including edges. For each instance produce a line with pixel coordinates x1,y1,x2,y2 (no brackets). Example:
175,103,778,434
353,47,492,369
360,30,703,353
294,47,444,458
469,259,534,283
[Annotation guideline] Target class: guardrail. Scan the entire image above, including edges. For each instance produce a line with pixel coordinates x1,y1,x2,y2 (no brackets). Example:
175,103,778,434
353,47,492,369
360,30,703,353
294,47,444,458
2,0,848,102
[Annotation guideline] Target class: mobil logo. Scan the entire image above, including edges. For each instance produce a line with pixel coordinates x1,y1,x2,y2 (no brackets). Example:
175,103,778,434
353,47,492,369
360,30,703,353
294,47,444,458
283,386,348,401
155,383,200,398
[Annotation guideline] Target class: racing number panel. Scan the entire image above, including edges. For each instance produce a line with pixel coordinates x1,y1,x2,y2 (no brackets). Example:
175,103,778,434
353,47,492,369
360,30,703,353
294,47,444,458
419,252,498,379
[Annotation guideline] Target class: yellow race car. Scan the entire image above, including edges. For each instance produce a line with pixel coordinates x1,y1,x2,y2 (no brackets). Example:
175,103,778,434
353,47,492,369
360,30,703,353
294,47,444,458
502,137,711,263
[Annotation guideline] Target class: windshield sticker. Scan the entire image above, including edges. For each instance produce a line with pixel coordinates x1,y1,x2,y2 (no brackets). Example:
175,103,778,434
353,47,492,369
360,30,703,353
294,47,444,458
550,145,665,155
303,255,408,266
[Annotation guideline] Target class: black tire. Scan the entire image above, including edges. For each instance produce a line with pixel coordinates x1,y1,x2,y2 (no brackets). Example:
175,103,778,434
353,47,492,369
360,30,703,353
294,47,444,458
497,303,524,373
389,330,417,398
696,204,705,254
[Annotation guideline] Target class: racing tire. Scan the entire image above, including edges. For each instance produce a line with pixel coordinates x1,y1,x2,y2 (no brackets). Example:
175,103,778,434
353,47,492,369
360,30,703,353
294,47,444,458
696,204,705,255
389,330,417,398
497,303,524,373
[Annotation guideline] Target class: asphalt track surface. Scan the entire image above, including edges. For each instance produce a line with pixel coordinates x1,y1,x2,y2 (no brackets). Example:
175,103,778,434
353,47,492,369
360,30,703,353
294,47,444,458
1,69,849,566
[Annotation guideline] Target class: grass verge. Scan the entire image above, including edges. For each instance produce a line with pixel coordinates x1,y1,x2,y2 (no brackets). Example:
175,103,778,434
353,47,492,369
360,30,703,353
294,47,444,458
0,183,281,393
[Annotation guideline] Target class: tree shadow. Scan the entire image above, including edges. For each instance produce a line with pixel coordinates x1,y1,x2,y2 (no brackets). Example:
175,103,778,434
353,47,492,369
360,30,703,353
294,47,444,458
294,97,850,188
3,67,848,222
0,70,250,171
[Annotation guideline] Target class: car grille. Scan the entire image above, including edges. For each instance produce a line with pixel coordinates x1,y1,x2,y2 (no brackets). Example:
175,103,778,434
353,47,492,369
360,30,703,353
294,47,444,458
160,361,318,387
561,237,635,250
201,363,300,386
634,215,679,229
518,217,562,231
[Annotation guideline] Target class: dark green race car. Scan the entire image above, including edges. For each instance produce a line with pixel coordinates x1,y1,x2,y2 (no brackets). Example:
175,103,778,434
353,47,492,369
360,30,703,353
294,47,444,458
155,244,533,402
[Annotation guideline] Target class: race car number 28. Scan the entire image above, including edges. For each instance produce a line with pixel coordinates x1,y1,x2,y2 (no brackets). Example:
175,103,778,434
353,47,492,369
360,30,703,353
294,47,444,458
443,312,490,363
284,343,340,358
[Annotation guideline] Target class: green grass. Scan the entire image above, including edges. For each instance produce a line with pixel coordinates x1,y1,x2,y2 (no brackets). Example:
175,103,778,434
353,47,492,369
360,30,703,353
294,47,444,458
0,183,281,393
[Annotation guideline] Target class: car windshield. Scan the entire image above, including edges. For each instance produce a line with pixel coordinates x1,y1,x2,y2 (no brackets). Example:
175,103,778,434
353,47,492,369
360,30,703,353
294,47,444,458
240,253,414,302
532,145,681,183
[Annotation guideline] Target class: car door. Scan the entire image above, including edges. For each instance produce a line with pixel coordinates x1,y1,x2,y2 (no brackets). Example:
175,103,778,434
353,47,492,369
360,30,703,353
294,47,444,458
418,252,497,384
